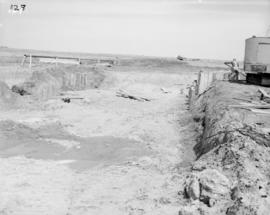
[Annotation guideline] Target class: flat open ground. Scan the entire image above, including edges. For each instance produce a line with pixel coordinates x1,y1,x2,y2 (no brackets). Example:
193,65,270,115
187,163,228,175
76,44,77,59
0,48,226,215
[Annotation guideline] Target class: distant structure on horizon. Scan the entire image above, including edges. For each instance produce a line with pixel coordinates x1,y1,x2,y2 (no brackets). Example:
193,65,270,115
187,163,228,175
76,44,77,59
21,54,118,68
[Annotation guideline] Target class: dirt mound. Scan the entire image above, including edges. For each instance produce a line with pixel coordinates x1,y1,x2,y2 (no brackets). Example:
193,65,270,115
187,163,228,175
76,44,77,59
180,82,270,214
13,65,105,100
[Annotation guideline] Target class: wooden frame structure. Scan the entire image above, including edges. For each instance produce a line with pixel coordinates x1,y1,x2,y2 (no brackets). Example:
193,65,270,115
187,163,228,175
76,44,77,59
21,54,117,68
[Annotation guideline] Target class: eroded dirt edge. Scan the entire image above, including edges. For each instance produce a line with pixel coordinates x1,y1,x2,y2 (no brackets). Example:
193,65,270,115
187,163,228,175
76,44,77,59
180,81,270,215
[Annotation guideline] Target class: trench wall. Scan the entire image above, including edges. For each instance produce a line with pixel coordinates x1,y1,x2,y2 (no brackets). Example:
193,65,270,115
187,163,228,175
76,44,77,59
15,65,105,100
184,77,270,214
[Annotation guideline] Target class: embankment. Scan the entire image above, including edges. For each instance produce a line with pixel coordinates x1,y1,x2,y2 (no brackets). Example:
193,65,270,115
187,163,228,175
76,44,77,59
181,81,270,215
12,65,105,100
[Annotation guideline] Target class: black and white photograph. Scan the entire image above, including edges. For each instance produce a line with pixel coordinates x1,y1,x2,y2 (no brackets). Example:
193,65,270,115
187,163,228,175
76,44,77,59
0,0,270,214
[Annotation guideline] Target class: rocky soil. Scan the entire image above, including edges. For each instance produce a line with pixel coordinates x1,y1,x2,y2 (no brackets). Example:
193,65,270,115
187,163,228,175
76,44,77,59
181,81,270,215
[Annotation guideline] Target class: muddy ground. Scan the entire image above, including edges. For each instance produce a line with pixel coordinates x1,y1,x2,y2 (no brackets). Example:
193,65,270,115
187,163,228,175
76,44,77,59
0,49,230,215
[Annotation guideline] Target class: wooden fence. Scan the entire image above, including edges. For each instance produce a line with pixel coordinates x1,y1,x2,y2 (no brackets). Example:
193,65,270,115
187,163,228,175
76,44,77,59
188,70,229,106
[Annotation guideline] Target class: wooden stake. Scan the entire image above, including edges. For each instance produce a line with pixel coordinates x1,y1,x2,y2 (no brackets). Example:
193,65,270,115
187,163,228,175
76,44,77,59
29,54,32,68
21,55,26,66
196,70,202,95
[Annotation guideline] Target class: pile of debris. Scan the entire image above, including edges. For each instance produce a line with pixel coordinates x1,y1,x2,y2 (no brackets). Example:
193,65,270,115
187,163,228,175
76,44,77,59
116,90,151,102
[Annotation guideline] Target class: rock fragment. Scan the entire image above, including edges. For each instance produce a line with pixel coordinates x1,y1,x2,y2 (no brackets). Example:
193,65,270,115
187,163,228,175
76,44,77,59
199,169,231,196
185,177,200,200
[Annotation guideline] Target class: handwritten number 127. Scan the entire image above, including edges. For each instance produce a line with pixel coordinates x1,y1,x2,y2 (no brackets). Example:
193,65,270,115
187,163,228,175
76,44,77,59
9,4,26,13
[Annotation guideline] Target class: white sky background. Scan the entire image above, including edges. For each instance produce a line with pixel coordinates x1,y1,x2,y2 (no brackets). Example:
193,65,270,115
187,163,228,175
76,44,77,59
0,0,270,60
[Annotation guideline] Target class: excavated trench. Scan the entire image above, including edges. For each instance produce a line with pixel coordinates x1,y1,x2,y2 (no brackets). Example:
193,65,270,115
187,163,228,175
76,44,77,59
0,65,153,170
2,53,264,214
0,62,200,214
11,65,106,100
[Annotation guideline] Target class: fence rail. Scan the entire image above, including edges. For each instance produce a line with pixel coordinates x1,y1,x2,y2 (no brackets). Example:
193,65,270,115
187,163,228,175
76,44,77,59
21,54,118,67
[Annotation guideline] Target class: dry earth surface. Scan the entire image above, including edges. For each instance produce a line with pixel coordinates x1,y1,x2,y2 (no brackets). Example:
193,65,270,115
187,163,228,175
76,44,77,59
0,48,229,215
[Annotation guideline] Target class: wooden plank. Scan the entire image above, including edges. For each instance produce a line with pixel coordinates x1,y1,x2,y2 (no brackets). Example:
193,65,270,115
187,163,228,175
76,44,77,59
116,90,151,102
232,97,252,103
249,109,270,114
258,88,270,99
230,103,270,109
24,54,116,62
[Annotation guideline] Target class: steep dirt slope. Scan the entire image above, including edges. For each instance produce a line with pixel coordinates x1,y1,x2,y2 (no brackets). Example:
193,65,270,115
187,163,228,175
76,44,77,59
181,82,270,215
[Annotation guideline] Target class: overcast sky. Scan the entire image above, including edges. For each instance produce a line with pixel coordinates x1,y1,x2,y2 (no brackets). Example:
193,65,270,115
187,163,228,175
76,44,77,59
0,0,269,60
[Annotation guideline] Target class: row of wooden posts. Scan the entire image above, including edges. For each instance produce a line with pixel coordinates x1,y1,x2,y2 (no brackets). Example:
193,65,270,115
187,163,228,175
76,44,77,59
188,70,229,106
188,70,208,105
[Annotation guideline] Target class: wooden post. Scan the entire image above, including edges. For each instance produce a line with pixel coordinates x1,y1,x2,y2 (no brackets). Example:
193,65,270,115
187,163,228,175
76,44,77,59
212,72,217,82
21,55,26,66
29,54,32,69
196,70,202,95
188,87,192,106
